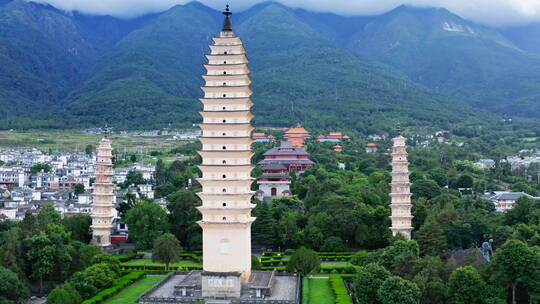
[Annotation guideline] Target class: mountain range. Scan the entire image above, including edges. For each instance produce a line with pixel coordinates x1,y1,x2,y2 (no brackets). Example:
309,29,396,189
0,0,540,132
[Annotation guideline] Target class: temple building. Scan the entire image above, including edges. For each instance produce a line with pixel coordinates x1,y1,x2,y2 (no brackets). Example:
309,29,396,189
317,132,351,142
389,134,413,239
255,163,292,200
365,142,378,153
258,141,314,174
91,139,114,247
333,144,343,152
252,132,276,143
284,124,311,147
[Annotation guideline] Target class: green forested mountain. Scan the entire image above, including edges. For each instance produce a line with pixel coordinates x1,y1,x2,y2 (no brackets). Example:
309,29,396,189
502,23,540,56
336,6,540,117
0,1,538,131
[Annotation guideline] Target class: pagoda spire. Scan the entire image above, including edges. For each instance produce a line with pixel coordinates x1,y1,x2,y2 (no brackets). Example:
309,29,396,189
222,4,233,32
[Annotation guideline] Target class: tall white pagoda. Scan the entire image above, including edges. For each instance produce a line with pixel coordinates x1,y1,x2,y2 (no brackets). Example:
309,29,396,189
389,132,413,239
91,138,115,247
196,5,255,297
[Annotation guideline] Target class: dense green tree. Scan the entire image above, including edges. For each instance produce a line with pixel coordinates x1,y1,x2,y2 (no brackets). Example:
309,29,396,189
74,183,85,195
414,217,447,258
354,263,391,304
46,223,73,279
166,190,201,249
286,247,320,275
275,211,301,249
448,266,486,304
0,266,29,304
84,144,94,156
26,232,55,293
31,163,52,174
36,204,62,231
251,255,261,270
412,179,442,199
0,227,25,277
492,240,540,304
46,283,82,304
321,236,345,252
69,241,101,273
413,256,448,304
378,276,421,304
252,202,276,246
124,170,146,186
117,192,137,219
152,233,182,270
379,240,420,270
350,250,368,267
154,159,168,185
63,214,92,243
124,201,170,249
91,254,121,276
456,174,474,189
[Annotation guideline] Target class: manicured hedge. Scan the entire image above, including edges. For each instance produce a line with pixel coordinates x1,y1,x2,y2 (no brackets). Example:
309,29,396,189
178,253,202,262
82,271,145,304
302,277,309,304
320,265,357,274
260,266,287,272
329,275,353,304
116,253,144,262
121,264,203,271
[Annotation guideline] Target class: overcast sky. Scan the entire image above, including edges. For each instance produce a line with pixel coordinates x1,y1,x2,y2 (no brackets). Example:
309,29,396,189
27,0,540,27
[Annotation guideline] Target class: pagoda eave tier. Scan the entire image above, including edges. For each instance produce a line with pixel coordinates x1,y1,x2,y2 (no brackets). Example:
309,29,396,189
198,150,253,158
200,137,252,145
197,178,254,184
200,85,252,95
198,220,255,227
212,36,242,43
200,110,253,117
199,124,254,133
198,206,255,212
199,164,254,170
205,53,248,61
390,216,414,220
202,74,249,80
197,193,254,200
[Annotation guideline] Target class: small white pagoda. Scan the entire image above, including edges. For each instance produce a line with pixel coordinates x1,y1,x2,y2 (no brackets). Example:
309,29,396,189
389,131,413,239
91,138,115,247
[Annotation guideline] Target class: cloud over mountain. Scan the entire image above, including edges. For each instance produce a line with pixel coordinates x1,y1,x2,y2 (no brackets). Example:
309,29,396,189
27,0,540,27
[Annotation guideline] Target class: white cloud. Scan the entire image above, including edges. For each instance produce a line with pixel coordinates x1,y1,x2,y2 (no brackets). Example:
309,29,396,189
26,0,540,27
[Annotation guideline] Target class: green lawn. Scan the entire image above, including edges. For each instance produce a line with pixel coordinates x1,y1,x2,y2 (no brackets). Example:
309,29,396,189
122,258,201,268
103,275,165,304
306,277,335,304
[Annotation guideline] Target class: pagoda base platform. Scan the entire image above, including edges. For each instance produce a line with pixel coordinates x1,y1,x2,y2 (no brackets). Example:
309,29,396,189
139,271,300,304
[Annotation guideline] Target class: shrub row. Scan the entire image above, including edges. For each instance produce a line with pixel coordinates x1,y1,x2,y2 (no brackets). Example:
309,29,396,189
319,256,351,262
260,259,286,266
317,252,354,256
82,271,145,304
121,264,203,271
122,269,173,275
178,253,202,262
260,256,284,261
260,266,287,272
320,265,357,274
329,275,353,304
116,253,144,262
301,277,309,304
